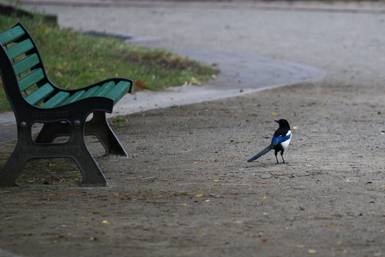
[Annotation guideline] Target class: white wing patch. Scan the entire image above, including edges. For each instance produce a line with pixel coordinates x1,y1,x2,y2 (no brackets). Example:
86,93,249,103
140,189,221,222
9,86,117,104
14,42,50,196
281,130,292,150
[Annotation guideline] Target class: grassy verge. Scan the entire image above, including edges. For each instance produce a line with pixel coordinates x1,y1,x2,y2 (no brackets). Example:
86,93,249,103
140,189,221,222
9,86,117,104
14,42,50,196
0,14,218,112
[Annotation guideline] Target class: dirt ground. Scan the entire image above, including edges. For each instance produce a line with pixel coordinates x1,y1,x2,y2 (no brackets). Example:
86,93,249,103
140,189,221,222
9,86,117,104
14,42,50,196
2,1,385,256
2,78,385,257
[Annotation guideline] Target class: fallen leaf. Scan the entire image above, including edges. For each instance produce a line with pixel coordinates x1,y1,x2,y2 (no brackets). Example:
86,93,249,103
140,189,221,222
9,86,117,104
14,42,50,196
195,194,204,197
262,238,268,242
134,80,146,88
102,220,111,225
308,250,317,254
294,245,304,248
190,77,200,85
271,113,278,116
261,196,267,200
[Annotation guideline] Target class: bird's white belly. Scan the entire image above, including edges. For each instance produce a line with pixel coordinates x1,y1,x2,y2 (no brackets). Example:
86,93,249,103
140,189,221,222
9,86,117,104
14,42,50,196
281,131,292,150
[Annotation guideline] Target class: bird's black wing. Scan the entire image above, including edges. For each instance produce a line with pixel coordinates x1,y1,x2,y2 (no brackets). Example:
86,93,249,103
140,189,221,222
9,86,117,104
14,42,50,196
271,128,290,147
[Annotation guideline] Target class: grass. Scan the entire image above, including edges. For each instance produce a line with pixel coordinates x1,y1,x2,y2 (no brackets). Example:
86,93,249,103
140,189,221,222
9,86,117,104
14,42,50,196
0,14,218,112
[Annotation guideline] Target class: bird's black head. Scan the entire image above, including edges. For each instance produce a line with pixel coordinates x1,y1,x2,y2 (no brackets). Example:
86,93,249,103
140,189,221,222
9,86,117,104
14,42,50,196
275,119,290,129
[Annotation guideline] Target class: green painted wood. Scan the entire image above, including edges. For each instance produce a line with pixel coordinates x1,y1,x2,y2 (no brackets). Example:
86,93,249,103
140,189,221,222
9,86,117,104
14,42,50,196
25,83,54,106
91,81,115,97
1,26,131,111
105,81,131,104
13,53,40,76
40,91,70,109
0,26,25,45
61,90,86,105
77,86,100,101
18,68,45,92
6,39,34,60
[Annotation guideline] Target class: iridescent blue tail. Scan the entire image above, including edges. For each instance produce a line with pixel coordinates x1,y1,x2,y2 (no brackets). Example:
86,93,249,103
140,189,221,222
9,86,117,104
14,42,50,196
247,146,271,162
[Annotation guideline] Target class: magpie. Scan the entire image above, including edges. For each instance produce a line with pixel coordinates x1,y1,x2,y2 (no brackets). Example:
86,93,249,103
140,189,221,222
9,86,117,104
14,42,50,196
247,119,292,164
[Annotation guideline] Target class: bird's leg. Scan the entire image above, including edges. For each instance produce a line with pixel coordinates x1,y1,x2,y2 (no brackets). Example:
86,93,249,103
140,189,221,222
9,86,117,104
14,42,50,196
281,151,288,164
275,151,279,164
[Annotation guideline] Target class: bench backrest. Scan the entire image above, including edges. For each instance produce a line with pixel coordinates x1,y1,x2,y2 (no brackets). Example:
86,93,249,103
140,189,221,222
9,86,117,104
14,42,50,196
0,23,56,110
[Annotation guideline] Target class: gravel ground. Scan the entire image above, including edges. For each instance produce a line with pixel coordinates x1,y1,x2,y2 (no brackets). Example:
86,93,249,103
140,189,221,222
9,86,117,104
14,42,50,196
1,1,385,256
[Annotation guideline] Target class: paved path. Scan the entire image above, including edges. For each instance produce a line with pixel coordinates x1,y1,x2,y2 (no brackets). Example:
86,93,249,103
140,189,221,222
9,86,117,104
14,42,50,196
14,0,385,90
15,0,385,13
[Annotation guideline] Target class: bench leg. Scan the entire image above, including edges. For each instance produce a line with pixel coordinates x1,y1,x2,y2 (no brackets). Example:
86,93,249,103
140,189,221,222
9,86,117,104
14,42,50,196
34,113,127,157
66,122,107,187
86,111,128,157
0,122,107,187
0,153,107,187
0,150,29,187
0,143,107,187
72,151,107,187
35,122,70,143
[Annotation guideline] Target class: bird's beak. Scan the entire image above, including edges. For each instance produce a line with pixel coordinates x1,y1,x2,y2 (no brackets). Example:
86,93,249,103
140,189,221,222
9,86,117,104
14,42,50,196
274,120,279,123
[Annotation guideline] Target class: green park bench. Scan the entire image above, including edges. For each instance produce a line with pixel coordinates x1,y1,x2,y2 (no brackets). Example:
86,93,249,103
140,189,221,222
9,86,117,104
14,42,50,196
0,23,133,187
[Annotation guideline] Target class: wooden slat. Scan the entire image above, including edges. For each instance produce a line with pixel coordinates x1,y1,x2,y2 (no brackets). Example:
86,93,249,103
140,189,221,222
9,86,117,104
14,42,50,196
91,81,115,97
6,39,34,60
61,90,86,105
0,26,25,45
13,53,40,76
25,83,54,106
105,81,132,104
40,91,70,109
77,86,100,101
18,68,45,92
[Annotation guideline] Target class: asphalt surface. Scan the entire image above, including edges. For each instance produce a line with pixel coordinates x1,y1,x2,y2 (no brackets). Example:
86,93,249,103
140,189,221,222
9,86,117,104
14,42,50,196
14,0,385,91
